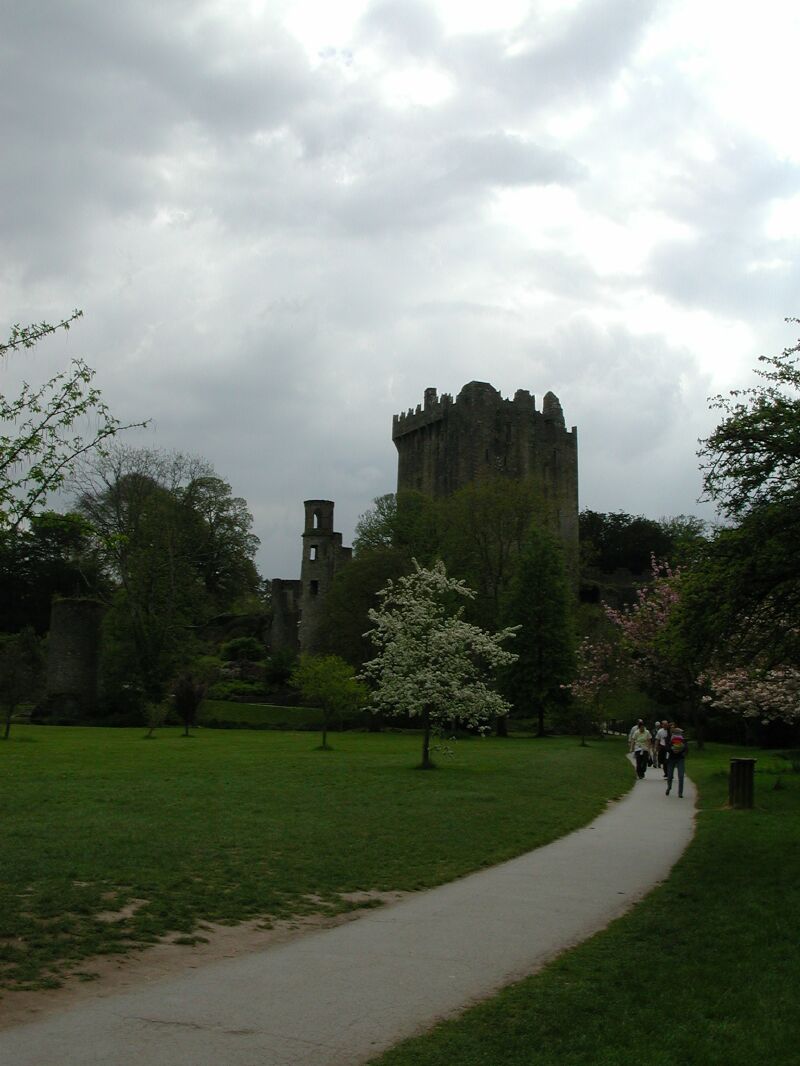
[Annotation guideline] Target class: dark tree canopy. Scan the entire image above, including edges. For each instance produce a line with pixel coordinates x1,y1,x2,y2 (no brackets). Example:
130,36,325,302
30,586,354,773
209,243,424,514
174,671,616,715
699,320,800,518
0,511,105,633
73,445,261,706
502,525,575,735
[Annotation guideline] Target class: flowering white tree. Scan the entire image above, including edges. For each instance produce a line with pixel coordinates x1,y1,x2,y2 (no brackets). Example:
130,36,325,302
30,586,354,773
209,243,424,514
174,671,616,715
361,560,518,768
702,665,800,724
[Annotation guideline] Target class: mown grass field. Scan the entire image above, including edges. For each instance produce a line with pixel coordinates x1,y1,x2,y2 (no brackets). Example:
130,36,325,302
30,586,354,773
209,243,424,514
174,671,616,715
374,745,800,1066
0,728,631,992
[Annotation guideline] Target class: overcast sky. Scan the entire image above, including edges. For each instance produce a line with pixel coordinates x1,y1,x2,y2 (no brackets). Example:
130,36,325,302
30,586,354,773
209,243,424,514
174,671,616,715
2,0,799,579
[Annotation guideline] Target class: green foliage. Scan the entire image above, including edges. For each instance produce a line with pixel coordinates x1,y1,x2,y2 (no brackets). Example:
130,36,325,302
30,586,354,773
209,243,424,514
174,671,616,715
0,312,146,531
0,729,630,989
439,478,544,630
0,511,106,634
264,649,297,684
290,653,368,748
0,628,44,739
333,479,551,663
319,546,411,666
219,636,265,662
206,679,266,702
76,446,261,708
676,323,800,702
354,491,439,563
700,319,800,518
579,509,706,573
502,526,575,735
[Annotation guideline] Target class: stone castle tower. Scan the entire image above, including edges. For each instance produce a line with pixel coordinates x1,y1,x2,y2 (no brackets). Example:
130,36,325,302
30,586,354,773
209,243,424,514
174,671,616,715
270,382,578,654
270,501,352,655
393,381,579,561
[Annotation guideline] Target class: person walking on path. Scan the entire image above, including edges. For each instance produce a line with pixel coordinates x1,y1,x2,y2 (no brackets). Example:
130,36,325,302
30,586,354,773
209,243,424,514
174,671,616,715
628,718,644,748
666,726,688,797
630,722,652,779
655,720,670,778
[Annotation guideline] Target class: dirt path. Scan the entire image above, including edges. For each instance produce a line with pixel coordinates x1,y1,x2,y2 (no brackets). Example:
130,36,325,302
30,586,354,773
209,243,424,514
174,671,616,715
0,892,408,1031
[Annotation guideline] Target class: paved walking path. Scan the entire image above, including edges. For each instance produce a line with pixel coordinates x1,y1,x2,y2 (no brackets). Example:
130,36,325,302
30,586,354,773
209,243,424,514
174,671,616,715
0,758,695,1066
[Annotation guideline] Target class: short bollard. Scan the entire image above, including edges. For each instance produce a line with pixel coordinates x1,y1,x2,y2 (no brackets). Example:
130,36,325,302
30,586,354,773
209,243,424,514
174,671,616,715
729,758,756,809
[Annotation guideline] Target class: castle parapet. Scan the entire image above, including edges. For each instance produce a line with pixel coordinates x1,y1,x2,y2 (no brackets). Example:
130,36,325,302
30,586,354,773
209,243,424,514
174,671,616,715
392,388,453,439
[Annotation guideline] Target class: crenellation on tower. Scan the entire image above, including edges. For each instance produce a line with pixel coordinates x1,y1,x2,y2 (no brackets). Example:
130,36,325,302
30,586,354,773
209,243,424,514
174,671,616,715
392,381,579,572
271,378,580,656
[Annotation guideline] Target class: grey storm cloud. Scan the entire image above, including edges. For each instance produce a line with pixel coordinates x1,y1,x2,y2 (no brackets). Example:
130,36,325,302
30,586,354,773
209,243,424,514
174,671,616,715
2,0,798,578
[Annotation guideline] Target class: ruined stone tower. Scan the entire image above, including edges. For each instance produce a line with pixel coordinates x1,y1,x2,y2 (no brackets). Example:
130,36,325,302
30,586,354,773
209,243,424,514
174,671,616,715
43,598,105,717
297,501,352,653
392,381,579,563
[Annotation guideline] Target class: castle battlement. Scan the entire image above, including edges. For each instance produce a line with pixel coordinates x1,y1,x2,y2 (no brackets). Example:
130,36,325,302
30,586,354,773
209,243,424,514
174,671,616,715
392,380,579,568
393,382,574,441
392,388,454,438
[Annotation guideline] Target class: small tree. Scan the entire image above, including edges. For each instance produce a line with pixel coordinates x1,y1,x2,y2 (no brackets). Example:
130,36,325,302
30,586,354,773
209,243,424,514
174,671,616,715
564,637,617,745
605,556,708,744
361,561,518,769
291,654,367,750
172,672,206,737
0,628,43,739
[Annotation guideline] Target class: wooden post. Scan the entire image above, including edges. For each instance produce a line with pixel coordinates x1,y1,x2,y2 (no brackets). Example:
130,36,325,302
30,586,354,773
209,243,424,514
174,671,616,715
729,758,757,809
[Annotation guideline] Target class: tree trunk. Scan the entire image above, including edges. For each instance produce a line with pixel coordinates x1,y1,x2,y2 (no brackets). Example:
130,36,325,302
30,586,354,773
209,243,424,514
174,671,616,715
3,706,12,740
495,714,508,737
536,701,545,737
420,707,433,769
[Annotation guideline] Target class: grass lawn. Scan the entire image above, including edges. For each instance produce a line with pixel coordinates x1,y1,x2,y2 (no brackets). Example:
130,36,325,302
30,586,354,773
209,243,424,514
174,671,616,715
0,728,630,992
373,744,800,1066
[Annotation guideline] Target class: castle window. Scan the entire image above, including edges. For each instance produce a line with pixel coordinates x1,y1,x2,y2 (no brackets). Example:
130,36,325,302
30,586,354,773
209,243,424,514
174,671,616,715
310,580,319,596
309,545,318,561
313,511,321,529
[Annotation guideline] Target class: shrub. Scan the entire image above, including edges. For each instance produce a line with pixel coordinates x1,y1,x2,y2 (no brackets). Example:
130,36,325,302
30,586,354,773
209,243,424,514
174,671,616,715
220,636,265,662
206,679,266,702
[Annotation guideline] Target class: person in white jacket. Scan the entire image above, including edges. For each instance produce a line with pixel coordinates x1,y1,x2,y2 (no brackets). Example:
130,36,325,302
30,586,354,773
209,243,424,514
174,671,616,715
630,723,652,779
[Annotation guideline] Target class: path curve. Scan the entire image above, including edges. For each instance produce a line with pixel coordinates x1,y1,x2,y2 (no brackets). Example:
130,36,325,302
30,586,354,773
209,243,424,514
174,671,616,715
0,759,695,1066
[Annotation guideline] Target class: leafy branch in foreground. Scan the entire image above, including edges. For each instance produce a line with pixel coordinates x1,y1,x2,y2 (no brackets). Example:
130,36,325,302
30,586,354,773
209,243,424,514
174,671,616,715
699,318,800,518
1,312,147,530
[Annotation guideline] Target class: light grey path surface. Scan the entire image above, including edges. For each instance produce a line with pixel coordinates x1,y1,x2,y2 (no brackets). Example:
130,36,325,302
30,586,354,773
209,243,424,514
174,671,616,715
1,758,694,1066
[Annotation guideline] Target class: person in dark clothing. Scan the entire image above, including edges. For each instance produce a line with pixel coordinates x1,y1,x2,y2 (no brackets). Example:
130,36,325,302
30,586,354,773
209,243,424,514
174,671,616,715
665,726,688,798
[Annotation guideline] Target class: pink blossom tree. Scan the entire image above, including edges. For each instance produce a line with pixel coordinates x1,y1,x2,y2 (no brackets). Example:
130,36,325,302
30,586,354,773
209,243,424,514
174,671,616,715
604,556,708,743
564,637,617,745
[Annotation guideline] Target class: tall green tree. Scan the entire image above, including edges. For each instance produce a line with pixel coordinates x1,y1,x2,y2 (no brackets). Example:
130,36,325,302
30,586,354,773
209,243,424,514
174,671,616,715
689,320,800,676
439,477,543,631
700,319,800,518
74,446,260,707
502,526,575,737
